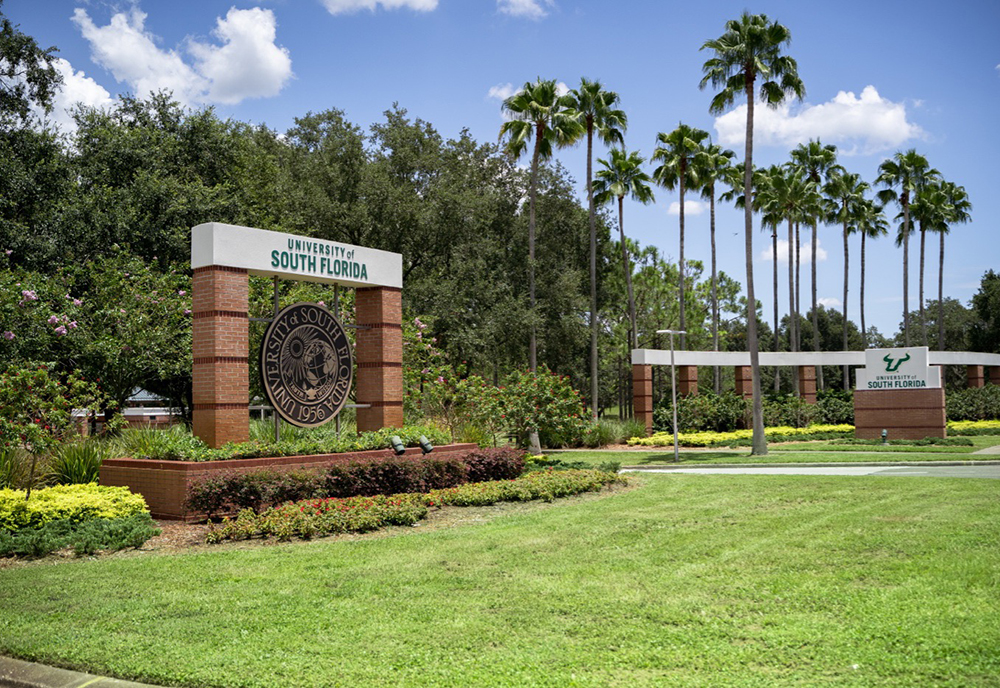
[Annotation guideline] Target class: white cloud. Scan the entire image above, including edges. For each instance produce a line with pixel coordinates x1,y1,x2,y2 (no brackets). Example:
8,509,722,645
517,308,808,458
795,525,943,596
321,0,438,14
72,6,292,107
667,200,706,216
498,0,554,19
31,57,113,132
760,238,828,264
714,86,925,155
188,8,292,104
487,82,516,101
818,297,842,309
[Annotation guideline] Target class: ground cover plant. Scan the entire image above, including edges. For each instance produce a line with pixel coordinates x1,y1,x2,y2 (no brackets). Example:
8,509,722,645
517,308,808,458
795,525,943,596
629,423,854,448
0,475,996,686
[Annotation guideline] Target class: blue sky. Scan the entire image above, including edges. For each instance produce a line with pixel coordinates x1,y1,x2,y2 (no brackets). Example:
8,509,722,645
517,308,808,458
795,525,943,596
8,0,1000,342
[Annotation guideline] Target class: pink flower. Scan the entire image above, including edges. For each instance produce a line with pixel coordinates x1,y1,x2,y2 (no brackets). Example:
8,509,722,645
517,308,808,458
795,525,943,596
436,376,445,383
73,299,82,306
47,315,59,325
4,249,11,255
54,326,67,336
3,331,13,340
119,308,126,314
68,321,78,329
178,290,186,296
184,309,192,315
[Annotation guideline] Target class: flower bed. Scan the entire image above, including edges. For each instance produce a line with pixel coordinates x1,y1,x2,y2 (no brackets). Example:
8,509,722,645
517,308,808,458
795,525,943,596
628,424,854,448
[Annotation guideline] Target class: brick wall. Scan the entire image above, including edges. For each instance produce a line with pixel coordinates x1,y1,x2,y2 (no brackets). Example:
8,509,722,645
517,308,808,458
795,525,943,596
798,366,817,404
854,387,946,440
678,366,698,396
355,286,403,431
632,364,653,436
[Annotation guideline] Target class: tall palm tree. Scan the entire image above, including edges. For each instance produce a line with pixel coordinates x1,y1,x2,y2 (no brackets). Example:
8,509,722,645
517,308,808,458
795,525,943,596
694,142,736,393
701,12,804,455
857,199,888,349
652,123,709,349
499,78,582,455
564,79,627,421
876,149,938,346
790,140,838,389
593,148,656,353
909,181,947,346
824,171,869,387
934,181,972,349
753,166,784,392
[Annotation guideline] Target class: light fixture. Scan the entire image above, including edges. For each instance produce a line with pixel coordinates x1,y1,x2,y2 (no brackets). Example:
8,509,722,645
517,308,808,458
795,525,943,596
418,435,434,454
881,429,888,445
656,329,687,463
389,435,406,455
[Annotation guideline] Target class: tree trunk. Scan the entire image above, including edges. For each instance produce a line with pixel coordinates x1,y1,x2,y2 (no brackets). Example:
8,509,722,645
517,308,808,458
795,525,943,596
903,196,910,346
794,222,801,353
773,227,780,393
710,184,720,394
842,217,850,389
861,231,867,349
788,218,799,396
919,222,927,346
745,84,767,456
811,220,823,391
587,123,599,421
619,196,637,351
679,162,687,349
528,129,540,372
938,231,945,350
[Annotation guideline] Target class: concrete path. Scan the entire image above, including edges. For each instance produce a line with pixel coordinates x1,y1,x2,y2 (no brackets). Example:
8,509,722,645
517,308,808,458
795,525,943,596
0,655,159,687
972,443,1000,455
624,464,1000,479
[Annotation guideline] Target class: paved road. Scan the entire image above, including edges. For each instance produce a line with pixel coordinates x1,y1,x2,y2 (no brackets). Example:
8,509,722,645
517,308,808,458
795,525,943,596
624,465,1000,479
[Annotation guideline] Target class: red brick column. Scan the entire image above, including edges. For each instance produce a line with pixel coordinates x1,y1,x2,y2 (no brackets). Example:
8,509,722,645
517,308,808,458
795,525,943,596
798,365,817,404
854,387,946,440
678,365,698,396
633,364,653,436
990,367,1000,386
355,287,403,432
734,365,752,399
967,365,985,388
192,266,249,448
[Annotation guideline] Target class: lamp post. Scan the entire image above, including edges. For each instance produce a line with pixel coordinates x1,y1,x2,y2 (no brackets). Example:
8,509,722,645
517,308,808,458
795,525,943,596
657,329,686,462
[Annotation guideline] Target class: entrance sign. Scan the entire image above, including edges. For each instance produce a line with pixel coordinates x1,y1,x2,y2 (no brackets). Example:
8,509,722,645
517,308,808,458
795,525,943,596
855,347,941,391
260,303,353,427
192,222,402,289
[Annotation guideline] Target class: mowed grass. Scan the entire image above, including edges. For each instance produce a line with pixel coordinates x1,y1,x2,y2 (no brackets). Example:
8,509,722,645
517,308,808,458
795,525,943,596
2,475,999,686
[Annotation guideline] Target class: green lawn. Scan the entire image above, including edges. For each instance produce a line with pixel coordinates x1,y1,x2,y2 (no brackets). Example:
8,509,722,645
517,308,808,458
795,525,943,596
1,475,998,686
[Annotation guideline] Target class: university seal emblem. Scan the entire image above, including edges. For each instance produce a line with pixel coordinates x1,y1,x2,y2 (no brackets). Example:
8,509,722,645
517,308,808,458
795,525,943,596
260,302,353,427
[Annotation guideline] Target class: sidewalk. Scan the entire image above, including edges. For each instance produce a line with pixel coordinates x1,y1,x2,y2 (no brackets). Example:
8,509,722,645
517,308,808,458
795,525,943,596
0,655,161,688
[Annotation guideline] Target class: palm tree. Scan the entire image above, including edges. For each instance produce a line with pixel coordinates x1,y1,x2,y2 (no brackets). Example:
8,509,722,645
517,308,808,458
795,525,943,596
499,78,583,454
790,140,838,389
934,181,972,349
701,12,804,455
652,123,709,349
824,171,869,387
694,142,736,393
875,149,938,346
857,199,888,348
909,181,947,346
564,79,627,421
753,166,784,392
593,149,656,354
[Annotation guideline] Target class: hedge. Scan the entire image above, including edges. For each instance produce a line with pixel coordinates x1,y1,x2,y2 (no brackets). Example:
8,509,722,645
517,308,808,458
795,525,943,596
0,484,150,532
629,424,854,448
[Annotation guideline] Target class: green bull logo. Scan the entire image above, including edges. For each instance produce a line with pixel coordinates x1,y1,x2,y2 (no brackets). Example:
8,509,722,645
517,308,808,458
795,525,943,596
883,352,911,373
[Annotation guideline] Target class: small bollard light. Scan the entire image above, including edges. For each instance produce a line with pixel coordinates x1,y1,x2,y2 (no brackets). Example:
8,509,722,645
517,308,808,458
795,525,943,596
881,429,888,445
418,435,434,454
389,435,406,455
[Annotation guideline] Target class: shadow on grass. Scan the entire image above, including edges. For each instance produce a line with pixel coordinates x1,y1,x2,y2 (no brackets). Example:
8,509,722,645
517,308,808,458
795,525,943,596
629,452,750,465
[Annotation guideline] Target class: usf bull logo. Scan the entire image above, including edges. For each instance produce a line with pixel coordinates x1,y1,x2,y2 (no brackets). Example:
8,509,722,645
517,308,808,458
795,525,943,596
883,352,911,373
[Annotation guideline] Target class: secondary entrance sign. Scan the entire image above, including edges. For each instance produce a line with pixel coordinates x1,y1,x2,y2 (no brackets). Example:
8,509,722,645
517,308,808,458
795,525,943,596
855,346,941,391
260,303,353,427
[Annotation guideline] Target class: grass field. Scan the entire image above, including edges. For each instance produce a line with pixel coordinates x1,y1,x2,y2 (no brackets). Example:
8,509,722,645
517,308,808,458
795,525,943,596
1,474,998,686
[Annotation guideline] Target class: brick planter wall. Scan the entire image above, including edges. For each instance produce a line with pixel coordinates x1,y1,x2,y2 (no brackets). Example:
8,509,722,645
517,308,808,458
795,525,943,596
854,388,946,440
100,443,478,522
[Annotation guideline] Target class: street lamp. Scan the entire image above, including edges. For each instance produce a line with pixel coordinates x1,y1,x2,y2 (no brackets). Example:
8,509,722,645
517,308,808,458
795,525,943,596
657,329,686,462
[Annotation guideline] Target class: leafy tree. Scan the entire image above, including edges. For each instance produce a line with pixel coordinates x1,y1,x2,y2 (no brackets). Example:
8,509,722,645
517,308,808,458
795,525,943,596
969,270,1000,354
652,123,709,348
594,148,655,351
700,11,805,455
0,1,61,125
564,78,626,420
899,298,975,390
934,181,972,349
876,149,939,346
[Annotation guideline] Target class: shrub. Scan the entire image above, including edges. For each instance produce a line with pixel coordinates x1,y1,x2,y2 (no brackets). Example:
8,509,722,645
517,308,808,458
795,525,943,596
500,367,587,448
654,392,750,434
947,420,1000,435
761,394,818,428
816,389,854,425
0,446,43,490
830,437,973,447
50,441,105,485
0,513,160,558
463,448,526,482
947,386,1000,422
426,469,626,507
630,424,854,448
0,484,150,532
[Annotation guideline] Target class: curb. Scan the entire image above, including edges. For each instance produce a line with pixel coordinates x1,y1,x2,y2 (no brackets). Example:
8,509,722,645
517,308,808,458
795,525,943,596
0,655,160,688
620,460,1000,470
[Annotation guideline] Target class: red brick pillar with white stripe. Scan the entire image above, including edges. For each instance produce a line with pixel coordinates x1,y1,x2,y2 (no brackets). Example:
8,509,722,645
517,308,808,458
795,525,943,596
355,287,404,431
192,266,249,448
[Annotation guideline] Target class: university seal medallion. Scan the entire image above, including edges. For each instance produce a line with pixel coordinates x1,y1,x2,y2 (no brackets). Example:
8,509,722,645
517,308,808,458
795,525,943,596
260,302,353,427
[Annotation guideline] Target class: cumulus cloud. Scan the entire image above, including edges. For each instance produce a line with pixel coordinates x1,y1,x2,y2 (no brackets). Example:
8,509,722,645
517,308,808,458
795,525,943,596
487,82,516,101
760,238,827,265
321,0,438,14
498,0,554,19
714,86,925,155
72,6,292,107
31,57,113,132
817,297,842,309
667,200,706,216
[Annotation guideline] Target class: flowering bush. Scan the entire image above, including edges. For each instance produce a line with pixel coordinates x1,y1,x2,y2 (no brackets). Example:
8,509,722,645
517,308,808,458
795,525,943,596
497,367,587,448
630,424,854,448
0,483,150,531
947,419,1000,435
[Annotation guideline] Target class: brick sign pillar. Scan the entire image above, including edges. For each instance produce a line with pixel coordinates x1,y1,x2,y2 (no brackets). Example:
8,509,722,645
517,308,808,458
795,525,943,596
990,367,1000,386
967,365,985,388
633,364,653,436
734,365,753,399
355,287,404,432
854,348,946,440
192,266,249,448
798,365,817,403
678,366,698,395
